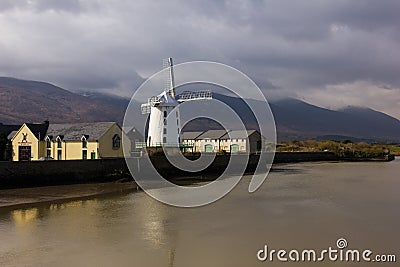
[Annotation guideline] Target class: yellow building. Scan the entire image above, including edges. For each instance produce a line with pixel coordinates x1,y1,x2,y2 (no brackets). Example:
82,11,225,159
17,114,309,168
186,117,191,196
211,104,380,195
11,121,124,161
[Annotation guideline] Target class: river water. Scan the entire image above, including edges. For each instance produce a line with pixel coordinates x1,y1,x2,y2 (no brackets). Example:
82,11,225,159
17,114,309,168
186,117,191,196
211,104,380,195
0,159,399,266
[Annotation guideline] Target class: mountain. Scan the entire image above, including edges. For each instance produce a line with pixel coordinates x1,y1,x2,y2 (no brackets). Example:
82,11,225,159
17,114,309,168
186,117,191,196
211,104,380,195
183,94,400,142
270,99,400,142
0,77,126,124
1,77,399,142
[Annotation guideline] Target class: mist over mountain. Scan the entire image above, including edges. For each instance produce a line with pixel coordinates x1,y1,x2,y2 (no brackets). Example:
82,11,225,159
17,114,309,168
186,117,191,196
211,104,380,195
1,77,399,142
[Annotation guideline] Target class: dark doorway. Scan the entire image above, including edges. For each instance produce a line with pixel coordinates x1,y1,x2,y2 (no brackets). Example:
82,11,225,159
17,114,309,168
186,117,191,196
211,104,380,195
18,146,31,161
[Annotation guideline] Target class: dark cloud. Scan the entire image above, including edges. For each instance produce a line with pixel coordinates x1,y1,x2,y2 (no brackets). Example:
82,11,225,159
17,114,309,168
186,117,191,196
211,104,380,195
0,0,399,118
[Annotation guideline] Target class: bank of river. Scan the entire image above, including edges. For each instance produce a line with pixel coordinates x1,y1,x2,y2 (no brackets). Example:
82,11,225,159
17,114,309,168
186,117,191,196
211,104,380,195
0,182,138,210
0,152,393,189
0,159,399,266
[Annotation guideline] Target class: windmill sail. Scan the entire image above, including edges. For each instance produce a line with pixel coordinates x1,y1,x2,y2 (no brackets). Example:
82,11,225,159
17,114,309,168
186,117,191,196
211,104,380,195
176,90,212,102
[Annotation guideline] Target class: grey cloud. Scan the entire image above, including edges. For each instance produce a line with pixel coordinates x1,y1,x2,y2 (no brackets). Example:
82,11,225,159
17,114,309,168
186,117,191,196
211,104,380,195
0,0,399,118
0,0,85,12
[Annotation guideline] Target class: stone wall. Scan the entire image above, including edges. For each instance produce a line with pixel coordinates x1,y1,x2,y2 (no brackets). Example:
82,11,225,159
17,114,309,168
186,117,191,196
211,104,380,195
0,152,338,189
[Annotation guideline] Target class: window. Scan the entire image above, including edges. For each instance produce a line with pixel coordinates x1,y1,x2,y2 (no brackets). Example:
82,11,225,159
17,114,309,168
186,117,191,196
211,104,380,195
205,144,213,152
56,137,62,148
163,137,167,143
81,136,87,148
46,149,51,158
57,150,62,160
163,128,167,134
164,111,167,118
164,118,167,125
45,137,51,148
112,134,121,149
82,150,87,160
91,152,96,160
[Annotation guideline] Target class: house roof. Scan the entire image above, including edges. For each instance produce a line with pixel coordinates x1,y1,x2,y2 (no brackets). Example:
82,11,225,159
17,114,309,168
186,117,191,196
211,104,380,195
25,122,49,140
220,130,258,139
196,130,229,139
0,123,21,137
7,130,18,140
46,122,116,141
124,127,144,141
182,131,204,140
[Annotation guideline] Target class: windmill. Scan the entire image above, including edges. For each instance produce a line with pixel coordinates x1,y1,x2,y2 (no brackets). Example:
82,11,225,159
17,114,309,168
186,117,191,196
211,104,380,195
141,58,212,147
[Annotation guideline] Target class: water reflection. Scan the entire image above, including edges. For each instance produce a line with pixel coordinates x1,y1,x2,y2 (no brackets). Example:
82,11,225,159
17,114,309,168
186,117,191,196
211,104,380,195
0,160,399,266
12,208,38,225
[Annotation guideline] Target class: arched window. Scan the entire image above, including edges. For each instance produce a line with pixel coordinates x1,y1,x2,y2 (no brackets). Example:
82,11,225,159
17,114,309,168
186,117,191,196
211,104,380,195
112,134,121,149
56,136,62,148
81,136,87,148
45,136,52,148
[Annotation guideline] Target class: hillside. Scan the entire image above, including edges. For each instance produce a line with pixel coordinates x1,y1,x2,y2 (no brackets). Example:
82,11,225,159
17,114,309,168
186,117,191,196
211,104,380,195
1,77,399,142
0,77,125,124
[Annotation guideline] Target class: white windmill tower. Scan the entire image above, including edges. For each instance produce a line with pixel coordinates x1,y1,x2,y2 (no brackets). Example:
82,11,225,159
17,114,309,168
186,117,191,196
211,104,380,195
141,58,212,147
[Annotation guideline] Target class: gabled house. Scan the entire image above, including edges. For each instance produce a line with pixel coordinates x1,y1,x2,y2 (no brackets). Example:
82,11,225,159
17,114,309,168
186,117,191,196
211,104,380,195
11,121,49,161
220,130,262,153
11,121,124,161
181,131,204,152
195,130,229,152
181,129,263,153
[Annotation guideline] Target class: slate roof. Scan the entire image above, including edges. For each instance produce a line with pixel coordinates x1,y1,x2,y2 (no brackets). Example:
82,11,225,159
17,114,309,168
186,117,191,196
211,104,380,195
124,127,144,141
0,123,22,137
7,130,18,140
220,130,258,139
182,131,204,140
46,122,116,141
25,122,49,140
196,130,229,139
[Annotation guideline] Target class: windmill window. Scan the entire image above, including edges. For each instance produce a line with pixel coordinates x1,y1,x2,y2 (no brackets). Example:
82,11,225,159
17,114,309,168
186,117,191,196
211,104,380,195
164,111,167,118
163,128,167,134
164,119,167,125
112,134,121,149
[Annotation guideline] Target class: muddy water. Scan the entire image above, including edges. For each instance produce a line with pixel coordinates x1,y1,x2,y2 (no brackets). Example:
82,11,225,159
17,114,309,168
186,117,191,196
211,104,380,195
0,159,399,266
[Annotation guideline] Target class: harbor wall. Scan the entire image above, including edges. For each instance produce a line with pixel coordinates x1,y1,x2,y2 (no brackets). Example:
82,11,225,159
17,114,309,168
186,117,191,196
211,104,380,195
0,152,377,189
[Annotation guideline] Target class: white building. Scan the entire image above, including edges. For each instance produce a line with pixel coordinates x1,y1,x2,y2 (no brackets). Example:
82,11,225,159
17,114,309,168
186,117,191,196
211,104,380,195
181,129,262,154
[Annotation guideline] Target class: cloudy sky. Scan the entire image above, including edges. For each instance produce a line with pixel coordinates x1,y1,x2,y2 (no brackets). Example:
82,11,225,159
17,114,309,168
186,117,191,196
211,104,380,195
1,0,399,119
